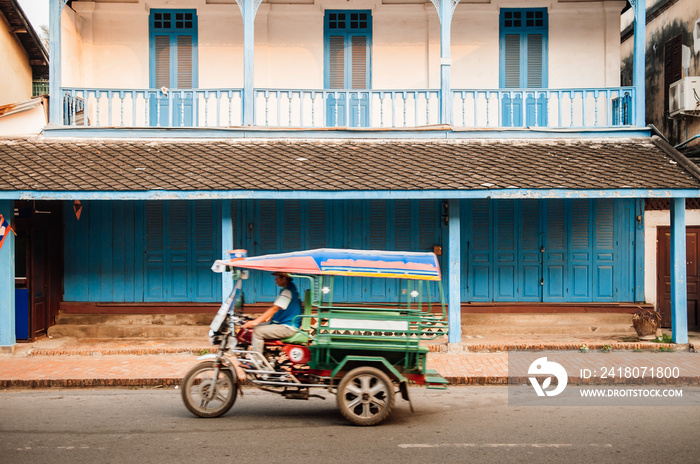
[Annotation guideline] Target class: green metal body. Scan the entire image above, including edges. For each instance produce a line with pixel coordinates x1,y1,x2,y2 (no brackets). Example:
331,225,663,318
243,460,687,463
281,274,448,384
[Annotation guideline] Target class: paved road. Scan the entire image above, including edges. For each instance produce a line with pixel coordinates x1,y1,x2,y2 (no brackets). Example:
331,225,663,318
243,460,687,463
1,386,698,464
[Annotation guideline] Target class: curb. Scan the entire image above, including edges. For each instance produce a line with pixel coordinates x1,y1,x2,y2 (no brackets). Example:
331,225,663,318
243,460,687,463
428,342,687,352
26,347,212,357
20,342,690,357
0,378,183,389
0,376,493,389
5,376,699,389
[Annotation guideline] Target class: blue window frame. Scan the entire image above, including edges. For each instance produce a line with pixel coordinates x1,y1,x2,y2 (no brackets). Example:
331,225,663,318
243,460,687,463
324,10,372,127
612,93,632,125
499,8,548,127
149,9,198,127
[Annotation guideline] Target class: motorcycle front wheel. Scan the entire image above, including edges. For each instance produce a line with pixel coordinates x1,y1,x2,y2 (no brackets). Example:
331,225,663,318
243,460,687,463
181,361,238,418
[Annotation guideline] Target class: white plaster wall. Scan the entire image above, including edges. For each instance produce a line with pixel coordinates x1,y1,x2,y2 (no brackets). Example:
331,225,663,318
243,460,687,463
644,209,700,308
451,5,499,89
198,5,244,87
62,5,86,86
71,0,625,91
0,14,33,106
265,5,321,88
373,5,430,89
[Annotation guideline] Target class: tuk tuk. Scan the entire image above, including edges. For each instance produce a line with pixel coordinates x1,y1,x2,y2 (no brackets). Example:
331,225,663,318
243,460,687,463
181,248,449,426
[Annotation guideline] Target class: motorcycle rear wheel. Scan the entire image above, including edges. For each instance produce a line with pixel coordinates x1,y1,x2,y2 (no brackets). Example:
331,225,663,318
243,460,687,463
181,361,238,418
336,366,395,426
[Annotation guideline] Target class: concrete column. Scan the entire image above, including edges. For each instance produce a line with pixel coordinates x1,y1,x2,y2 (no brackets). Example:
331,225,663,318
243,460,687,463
49,0,67,125
221,200,234,298
632,0,646,127
670,198,688,344
447,199,461,344
0,200,16,347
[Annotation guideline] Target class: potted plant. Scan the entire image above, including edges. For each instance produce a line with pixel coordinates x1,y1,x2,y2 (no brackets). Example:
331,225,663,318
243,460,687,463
632,308,662,340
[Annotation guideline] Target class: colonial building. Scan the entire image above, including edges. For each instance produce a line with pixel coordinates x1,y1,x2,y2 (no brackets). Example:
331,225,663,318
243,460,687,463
621,0,700,330
0,0,697,345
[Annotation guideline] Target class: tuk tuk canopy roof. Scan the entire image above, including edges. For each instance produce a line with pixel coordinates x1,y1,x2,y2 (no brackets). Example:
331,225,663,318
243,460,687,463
221,249,442,281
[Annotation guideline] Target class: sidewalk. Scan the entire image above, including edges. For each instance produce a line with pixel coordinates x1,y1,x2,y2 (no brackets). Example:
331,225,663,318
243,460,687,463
0,332,697,388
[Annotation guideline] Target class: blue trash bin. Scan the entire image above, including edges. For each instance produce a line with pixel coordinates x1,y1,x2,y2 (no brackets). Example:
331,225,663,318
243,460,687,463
15,288,29,340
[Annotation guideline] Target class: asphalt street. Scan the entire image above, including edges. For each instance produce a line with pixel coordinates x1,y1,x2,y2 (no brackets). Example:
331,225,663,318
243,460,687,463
1,386,698,464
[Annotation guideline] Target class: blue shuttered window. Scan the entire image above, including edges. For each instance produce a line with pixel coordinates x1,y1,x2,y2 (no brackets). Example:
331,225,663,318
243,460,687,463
324,10,372,127
149,10,198,127
464,199,635,303
499,8,548,127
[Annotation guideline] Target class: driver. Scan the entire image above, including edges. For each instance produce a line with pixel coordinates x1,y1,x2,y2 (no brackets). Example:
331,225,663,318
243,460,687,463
241,272,302,354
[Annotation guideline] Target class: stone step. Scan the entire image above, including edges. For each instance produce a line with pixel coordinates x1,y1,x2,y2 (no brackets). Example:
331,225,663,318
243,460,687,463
49,312,635,339
462,313,633,326
47,324,209,339
463,323,636,335
55,313,214,326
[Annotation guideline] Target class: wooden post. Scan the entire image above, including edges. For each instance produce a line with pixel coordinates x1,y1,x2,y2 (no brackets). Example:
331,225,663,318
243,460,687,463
0,200,16,347
448,199,461,344
670,198,688,343
221,199,234,298
242,0,256,126
49,0,68,125
632,0,646,127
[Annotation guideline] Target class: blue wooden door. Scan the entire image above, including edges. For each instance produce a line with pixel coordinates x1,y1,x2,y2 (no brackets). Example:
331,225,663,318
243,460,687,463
569,199,593,300
463,199,634,303
149,10,197,127
520,199,543,300
465,199,492,301
495,200,517,300
144,201,219,302
543,199,566,301
324,11,371,127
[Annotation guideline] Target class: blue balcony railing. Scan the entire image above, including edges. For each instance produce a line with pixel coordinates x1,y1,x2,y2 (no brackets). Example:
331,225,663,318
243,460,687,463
60,86,634,129
61,88,244,128
452,87,635,128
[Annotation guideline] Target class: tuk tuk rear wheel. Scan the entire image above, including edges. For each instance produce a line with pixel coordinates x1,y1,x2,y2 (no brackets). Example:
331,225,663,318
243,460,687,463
181,361,237,418
336,366,395,426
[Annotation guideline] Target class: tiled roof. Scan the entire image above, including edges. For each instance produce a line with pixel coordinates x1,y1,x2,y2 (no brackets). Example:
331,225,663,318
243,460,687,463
0,136,698,192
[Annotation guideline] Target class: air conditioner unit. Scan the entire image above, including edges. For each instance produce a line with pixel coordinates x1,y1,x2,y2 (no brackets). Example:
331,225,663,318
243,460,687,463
669,76,700,117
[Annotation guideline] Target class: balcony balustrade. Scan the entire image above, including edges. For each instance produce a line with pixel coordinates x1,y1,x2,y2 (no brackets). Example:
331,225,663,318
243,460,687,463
60,86,634,130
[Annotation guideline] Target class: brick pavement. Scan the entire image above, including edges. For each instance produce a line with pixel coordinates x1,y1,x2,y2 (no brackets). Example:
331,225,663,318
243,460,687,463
0,334,697,389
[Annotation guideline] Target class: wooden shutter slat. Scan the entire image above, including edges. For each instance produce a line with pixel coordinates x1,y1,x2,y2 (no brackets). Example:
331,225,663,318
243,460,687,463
504,34,520,88
308,200,326,249
169,201,188,250
177,35,193,88
369,200,387,250
526,34,543,88
155,36,171,88
351,35,367,89
664,35,683,113
283,200,302,250
329,36,345,89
